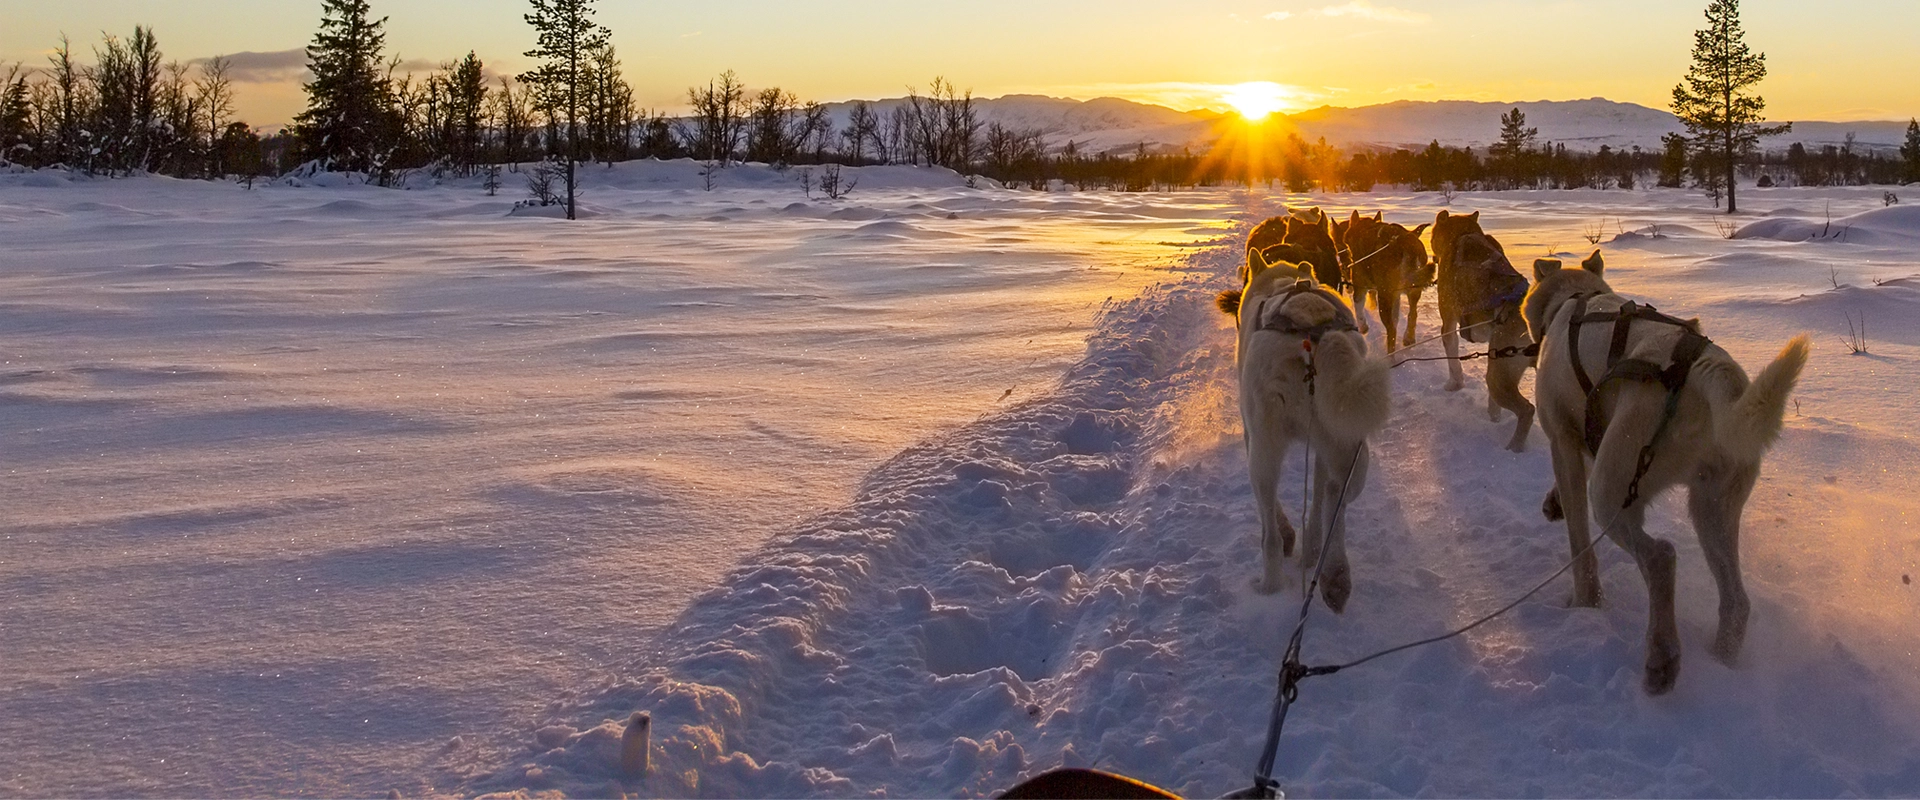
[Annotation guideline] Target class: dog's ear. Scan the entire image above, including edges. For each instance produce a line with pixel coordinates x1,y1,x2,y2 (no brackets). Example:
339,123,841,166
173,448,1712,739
1437,209,1450,223
1349,209,1360,223
1581,250,1605,276
1409,222,1431,238
1534,258,1564,281
1247,243,1270,279
1372,211,1382,222
1467,211,1480,223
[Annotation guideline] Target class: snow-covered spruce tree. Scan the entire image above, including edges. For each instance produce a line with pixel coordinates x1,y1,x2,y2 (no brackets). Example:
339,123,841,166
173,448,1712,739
294,0,398,176
519,0,610,220
1902,118,1920,184
1670,0,1788,213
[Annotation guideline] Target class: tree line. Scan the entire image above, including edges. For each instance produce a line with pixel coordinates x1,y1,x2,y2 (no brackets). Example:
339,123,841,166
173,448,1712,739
4,0,1917,197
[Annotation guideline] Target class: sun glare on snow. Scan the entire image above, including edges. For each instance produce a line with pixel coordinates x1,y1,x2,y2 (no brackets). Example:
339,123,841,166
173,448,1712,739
1221,82,1295,121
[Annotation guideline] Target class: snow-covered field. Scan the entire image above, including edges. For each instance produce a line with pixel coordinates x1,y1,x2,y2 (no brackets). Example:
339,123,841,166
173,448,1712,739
3,163,1917,797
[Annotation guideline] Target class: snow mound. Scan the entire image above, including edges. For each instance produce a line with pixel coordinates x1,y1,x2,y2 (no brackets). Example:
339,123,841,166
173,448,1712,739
506,201,609,219
1734,205,1920,245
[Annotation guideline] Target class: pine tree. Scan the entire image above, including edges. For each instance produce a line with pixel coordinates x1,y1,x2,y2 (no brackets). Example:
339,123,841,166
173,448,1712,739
0,65,30,166
48,36,89,168
1658,133,1690,188
1670,0,1788,213
1901,118,1920,184
294,0,397,175
520,0,610,220
1489,107,1538,189
1491,107,1537,157
447,52,487,175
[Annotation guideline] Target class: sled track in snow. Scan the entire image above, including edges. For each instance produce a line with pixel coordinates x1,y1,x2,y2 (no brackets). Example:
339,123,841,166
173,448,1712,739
465,211,1920,798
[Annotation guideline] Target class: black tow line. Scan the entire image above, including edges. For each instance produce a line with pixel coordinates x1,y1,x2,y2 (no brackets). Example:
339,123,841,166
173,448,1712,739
1390,342,1538,367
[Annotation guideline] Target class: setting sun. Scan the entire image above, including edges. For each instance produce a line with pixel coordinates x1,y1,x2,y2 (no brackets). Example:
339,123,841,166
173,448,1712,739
1221,81,1296,121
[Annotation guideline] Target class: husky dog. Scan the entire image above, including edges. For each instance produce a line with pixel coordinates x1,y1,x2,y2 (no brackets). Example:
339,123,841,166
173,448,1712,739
1218,247,1392,609
1341,211,1433,353
1525,253,1810,694
1430,210,1536,451
1244,209,1342,289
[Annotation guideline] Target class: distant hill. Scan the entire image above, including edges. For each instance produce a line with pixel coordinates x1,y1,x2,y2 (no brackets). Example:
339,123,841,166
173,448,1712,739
823,95,1912,156
818,94,1216,155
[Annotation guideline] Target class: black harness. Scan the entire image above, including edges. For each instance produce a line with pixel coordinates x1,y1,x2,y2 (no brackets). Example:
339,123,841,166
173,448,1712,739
1563,295,1713,502
1256,279,1359,342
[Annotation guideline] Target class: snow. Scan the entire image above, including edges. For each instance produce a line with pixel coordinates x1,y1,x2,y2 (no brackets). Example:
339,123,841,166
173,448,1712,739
3,166,1918,797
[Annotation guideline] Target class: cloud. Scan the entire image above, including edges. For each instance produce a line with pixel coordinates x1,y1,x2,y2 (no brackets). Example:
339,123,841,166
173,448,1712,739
1313,1,1429,23
1264,11,1294,21
187,49,511,85
192,49,308,83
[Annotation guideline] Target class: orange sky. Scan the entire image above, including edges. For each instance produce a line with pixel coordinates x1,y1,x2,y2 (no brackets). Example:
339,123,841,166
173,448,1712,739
4,0,1915,127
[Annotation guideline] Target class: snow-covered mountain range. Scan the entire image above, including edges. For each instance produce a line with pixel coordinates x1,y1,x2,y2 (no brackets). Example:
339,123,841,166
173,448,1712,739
822,95,1913,155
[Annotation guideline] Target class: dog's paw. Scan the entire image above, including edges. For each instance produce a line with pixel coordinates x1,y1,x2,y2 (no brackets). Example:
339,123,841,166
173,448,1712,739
1565,586,1602,609
1250,574,1284,596
1643,639,1682,696
1542,489,1564,521
1505,436,1529,454
1443,378,1465,392
1712,614,1749,665
1319,566,1351,614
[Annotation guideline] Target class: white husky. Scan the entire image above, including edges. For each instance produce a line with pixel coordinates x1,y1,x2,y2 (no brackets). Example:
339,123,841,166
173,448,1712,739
1217,248,1392,609
1525,252,1810,694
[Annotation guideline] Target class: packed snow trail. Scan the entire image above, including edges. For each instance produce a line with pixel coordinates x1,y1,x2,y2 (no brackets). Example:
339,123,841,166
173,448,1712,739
480,192,1920,798
0,164,1225,797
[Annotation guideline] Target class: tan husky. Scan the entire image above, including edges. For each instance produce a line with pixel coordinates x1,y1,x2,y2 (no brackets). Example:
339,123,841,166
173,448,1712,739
1218,248,1392,609
1525,253,1810,695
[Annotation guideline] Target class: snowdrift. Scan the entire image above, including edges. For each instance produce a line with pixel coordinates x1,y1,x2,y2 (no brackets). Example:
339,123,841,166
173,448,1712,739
1734,204,1920,245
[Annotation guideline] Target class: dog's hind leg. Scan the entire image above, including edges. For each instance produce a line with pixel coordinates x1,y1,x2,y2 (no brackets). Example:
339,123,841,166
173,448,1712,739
1346,275,1372,335
1547,434,1602,608
1246,415,1295,595
1588,404,1683,695
1377,286,1402,354
1691,458,1758,664
1309,440,1368,613
1487,352,1535,452
1440,315,1467,392
1402,286,1423,346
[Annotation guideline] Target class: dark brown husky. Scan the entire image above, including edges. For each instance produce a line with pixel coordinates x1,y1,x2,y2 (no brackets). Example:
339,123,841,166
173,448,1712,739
1340,211,1432,353
1431,210,1537,451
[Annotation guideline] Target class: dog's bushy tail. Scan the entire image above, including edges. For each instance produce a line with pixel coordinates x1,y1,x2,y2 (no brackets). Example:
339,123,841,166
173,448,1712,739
1710,334,1811,464
1216,288,1243,316
1310,331,1393,442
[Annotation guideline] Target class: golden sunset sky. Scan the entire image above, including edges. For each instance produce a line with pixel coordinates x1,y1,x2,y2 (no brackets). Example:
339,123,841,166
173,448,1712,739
3,0,1914,127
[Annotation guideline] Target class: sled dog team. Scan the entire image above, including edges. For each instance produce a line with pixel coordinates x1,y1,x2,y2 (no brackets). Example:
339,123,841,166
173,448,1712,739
1218,207,1811,695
